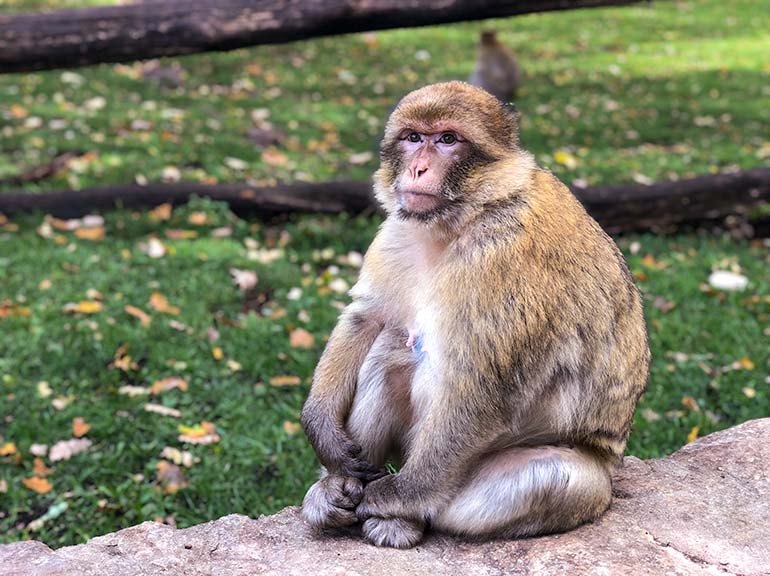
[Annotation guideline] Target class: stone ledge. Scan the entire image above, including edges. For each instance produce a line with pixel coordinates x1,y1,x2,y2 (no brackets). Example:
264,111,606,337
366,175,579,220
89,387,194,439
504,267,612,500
2,418,768,576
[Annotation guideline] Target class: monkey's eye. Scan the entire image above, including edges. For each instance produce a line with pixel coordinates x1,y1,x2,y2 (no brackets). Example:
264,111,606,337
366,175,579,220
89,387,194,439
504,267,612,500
438,133,457,145
407,132,422,143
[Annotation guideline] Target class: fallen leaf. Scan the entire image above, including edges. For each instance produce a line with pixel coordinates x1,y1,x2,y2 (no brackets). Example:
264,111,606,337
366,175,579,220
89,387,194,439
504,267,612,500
0,442,17,456
283,421,302,436
160,447,197,467
72,417,91,437
49,438,92,462
261,148,289,166
33,457,53,477
165,229,198,240
178,421,220,445
226,359,242,372
29,444,48,457
686,426,700,443
743,387,757,399
737,356,755,370
229,268,258,292
640,408,660,422
0,479,7,493
125,305,152,327
149,203,173,221
641,254,668,270
289,328,315,349
51,396,74,410
142,237,167,258
681,396,701,413
118,385,150,396
269,375,301,387
144,403,182,418
63,301,103,314
0,300,31,318
211,347,224,361
150,377,189,395
22,476,53,494
110,345,139,372
38,279,53,290
149,292,181,315
36,381,53,398
187,211,210,225
553,150,578,169
74,226,105,241
156,461,188,494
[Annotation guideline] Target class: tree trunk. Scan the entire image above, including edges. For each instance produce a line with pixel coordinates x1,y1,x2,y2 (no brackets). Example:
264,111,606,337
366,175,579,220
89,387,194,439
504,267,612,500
0,167,768,234
0,0,646,74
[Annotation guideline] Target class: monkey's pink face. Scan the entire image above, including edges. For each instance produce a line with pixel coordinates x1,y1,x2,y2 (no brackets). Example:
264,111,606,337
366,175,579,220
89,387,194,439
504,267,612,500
394,126,470,216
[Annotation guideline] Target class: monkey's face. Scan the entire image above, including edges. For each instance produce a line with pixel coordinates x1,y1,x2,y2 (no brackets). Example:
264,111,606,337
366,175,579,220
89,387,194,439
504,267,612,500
375,82,519,225
390,127,472,221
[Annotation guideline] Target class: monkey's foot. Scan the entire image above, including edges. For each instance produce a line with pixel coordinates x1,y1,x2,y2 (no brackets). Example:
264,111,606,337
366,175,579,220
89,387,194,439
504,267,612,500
302,475,363,530
362,517,425,549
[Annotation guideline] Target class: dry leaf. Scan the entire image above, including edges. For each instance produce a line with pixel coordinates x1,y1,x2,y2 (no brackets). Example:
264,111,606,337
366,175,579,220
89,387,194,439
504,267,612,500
0,442,17,456
681,396,701,413
49,438,92,462
74,226,105,241
125,305,152,327
261,148,289,166
743,387,757,399
151,377,189,395
39,279,53,290
641,254,668,270
269,375,301,387
187,212,209,225
737,356,755,370
211,347,224,361
686,426,700,443
0,300,31,318
178,421,221,445
165,229,198,240
63,301,103,314
289,328,315,349
118,385,150,397
229,268,258,292
282,421,302,436
22,476,53,494
143,238,167,258
37,381,53,398
160,447,197,467
29,444,48,457
156,461,188,494
51,396,74,410
149,203,173,221
149,292,180,315
110,345,139,372
144,403,182,418
33,457,53,477
72,417,91,437
0,479,7,493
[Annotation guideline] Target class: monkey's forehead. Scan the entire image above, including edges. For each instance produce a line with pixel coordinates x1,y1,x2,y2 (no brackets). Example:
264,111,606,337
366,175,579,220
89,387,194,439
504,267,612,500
385,82,517,150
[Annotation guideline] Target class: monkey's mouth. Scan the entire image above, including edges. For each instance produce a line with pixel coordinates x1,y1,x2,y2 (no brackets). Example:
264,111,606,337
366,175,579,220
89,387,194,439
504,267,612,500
399,190,442,213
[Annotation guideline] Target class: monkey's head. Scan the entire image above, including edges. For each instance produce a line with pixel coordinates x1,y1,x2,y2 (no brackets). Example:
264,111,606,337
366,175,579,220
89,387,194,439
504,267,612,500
480,30,498,45
375,81,520,226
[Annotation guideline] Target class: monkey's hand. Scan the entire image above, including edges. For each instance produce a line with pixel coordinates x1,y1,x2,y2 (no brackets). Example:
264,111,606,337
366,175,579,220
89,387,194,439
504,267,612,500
304,418,385,482
356,474,430,522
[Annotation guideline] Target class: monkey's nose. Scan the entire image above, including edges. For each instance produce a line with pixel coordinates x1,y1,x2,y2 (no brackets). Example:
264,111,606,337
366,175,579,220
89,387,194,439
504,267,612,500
416,168,428,178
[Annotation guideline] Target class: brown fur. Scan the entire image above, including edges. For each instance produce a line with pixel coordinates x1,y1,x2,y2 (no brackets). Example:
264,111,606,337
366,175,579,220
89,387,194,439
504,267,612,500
301,82,650,548
468,31,521,103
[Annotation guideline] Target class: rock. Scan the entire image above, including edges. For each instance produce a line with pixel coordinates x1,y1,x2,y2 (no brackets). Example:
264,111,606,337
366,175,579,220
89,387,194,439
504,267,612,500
3,419,768,576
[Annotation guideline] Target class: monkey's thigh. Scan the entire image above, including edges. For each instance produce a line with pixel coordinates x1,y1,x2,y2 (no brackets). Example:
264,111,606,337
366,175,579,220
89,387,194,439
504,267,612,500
433,446,612,538
346,329,415,467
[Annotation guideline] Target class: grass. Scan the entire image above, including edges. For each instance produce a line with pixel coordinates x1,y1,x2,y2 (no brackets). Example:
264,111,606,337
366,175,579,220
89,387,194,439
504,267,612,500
1,0,769,547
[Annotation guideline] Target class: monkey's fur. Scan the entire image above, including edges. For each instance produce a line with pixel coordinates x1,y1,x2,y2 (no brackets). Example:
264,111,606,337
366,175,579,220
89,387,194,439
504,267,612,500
301,82,650,549
468,30,521,103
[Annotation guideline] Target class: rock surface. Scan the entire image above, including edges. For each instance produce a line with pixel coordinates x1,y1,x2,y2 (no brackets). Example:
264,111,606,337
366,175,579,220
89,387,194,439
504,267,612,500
2,419,768,576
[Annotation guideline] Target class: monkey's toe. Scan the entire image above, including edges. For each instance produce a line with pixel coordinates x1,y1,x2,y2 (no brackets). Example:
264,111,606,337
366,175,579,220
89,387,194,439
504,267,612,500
362,517,425,549
302,476,361,529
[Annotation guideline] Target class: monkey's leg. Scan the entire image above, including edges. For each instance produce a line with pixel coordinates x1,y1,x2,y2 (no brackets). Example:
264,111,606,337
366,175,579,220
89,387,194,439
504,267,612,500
304,330,415,532
432,446,612,538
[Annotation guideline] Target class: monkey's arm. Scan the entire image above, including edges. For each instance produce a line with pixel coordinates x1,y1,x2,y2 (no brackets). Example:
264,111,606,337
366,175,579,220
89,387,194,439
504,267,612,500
301,299,385,480
356,357,508,521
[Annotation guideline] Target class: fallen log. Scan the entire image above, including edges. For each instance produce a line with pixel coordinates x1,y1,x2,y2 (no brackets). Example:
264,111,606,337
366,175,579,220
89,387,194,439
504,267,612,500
0,0,646,74
0,166,768,234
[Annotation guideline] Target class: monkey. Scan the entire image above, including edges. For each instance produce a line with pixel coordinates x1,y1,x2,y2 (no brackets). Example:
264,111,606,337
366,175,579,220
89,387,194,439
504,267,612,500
300,81,650,549
468,30,521,104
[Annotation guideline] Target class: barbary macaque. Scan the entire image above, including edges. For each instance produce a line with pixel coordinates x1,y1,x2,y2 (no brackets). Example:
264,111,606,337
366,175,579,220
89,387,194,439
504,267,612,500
468,30,521,103
301,82,650,549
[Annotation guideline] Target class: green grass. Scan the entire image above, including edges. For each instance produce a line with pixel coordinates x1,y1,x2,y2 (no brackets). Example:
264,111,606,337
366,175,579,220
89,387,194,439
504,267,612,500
1,0,769,547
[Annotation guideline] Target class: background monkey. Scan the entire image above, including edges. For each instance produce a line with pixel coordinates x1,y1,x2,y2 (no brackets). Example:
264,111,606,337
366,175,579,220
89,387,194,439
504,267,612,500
468,30,521,103
301,82,650,549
